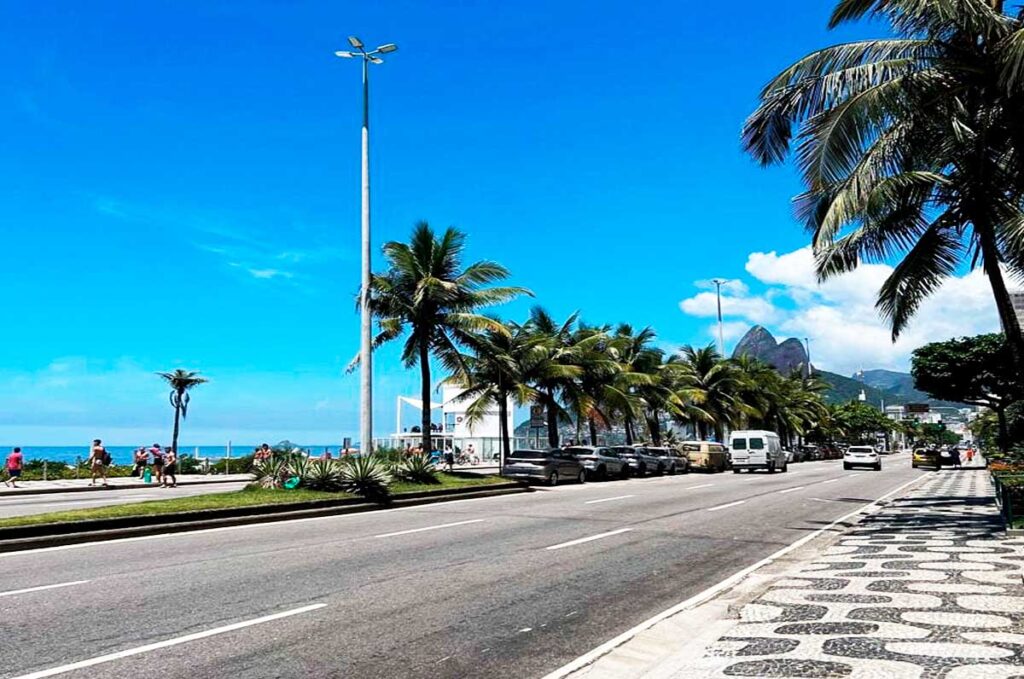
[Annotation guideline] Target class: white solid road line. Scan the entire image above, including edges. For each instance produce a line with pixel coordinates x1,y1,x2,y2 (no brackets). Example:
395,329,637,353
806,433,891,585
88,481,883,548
545,528,633,551
706,500,745,512
822,479,840,484
0,580,89,598
11,603,327,679
778,486,805,494
373,519,485,539
685,483,714,490
540,473,927,679
584,495,635,505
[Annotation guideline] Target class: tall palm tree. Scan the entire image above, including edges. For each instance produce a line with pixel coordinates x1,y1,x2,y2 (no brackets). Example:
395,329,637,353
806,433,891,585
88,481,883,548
743,0,1024,368
157,369,208,455
612,324,673,444
367,222,530,455
522,307,583,448
447,321,542,466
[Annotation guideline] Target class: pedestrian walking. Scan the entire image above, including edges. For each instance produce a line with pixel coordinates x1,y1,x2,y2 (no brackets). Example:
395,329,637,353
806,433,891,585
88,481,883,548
443,449,454,472
966,447,976,464
150,443,165,484
951,447,962,469
162,448,178,488
89,439,110,486
3,447,24,488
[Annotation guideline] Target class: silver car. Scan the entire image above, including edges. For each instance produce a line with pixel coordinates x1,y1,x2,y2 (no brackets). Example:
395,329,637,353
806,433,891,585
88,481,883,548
501,449,586,485
612,446,666,477
565,446,630,481
645,447,689,475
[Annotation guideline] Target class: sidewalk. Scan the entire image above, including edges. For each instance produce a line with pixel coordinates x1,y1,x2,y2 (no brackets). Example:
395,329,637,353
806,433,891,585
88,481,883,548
0,474,254,496
569,469,1024,679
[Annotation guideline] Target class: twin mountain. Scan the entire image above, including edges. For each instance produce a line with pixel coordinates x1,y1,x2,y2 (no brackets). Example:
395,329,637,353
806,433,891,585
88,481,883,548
731,325,957,407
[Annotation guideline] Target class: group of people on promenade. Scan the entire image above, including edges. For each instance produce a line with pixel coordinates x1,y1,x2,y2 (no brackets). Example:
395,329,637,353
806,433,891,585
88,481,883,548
128,443,179,487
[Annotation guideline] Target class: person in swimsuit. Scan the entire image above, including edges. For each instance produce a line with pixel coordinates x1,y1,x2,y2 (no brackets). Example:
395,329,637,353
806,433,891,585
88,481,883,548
162,448,178,488
4,447,24,488
150,444,164,484
89,439,109,486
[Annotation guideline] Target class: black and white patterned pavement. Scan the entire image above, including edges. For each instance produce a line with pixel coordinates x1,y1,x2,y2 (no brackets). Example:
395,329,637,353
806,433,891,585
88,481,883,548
683,470,1024,679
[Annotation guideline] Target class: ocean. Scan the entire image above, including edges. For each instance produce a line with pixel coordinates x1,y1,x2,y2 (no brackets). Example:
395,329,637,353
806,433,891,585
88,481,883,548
4,445,349,466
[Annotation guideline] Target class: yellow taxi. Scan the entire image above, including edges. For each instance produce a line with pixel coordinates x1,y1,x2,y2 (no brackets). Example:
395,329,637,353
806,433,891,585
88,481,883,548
912,448,940,469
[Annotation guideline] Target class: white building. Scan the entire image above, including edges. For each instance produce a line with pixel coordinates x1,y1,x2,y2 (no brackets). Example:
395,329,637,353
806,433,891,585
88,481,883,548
384,386,520,461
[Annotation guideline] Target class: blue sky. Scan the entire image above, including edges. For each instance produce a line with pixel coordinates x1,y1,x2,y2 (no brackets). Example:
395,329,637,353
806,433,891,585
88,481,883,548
0,2,999,446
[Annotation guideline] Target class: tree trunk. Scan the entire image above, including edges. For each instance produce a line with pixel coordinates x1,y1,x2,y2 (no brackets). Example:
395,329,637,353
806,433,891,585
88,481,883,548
648,412,662,445
419,339,432,456
545,389,559,448
976,207,1024,372
498,389,510,467
171,396,182,455
588,417,598,445
624,418,634,445
996,406,1009,453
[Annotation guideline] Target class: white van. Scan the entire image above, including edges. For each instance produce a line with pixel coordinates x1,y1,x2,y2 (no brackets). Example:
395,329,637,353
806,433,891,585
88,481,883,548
729,430,787,473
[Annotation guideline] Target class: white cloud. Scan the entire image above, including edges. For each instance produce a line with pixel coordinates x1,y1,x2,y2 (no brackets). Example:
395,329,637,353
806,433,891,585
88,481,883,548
679,246,1001,375
247,268,294,280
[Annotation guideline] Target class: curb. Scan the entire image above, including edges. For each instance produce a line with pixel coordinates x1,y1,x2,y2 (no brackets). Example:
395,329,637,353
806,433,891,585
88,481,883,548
0,477,253,497
0,483,531,553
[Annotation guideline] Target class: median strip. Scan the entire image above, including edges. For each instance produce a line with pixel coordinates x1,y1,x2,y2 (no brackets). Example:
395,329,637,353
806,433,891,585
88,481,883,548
373,519,485,539
707,500,745,512
584,495,635,505
0,580,89,598
545,528,633,551
11,603,327,679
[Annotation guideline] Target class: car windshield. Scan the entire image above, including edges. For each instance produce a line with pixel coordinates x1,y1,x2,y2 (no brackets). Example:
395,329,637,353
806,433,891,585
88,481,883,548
749,438,765,450
564,447,594,456
849,447,874,453
509,450,548,459
682,444,700,452
732,439,747,450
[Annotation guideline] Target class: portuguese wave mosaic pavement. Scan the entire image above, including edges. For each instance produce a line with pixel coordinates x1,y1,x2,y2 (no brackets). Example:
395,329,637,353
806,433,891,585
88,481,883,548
682,470,1024,679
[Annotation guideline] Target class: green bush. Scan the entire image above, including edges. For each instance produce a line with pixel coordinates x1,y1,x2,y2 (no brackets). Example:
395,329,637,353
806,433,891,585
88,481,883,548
339,455,391,501
302,459,344,491
393,454,439,485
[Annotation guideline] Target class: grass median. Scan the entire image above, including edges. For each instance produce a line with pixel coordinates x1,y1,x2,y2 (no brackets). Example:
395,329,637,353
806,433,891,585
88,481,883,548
0,473,509,529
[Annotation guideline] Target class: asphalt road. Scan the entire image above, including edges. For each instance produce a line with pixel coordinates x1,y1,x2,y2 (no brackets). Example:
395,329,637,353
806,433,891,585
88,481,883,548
0,483,252,518
0,455,928,679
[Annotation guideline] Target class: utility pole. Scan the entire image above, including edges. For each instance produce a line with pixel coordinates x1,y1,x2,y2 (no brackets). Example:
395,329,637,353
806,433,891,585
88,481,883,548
711,279,726,356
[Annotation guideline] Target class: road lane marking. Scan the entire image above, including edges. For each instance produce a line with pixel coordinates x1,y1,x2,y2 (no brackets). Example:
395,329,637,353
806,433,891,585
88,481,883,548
0,580,89,598
545,528,633,551
822,479,840,484
685,483,714,490
778,486,805,494
11,603,326,679
540,473,927,679
707,500,745,512
373,519,485,539
584,495,635,505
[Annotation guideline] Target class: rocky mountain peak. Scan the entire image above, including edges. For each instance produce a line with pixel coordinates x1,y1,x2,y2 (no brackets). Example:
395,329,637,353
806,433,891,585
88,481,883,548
732,326,809,375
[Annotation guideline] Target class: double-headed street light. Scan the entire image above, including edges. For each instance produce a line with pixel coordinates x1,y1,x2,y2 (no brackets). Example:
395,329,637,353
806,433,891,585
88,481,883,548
335,36,397,454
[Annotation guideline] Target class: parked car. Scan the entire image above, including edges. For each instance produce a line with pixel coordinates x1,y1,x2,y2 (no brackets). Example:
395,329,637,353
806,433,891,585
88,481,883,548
646,446,690,475
564,446,629,480
612,446,665,477
729,430,787,473
681,441,729,472
501,449,586,485
912,448,941,470
843,445,881,471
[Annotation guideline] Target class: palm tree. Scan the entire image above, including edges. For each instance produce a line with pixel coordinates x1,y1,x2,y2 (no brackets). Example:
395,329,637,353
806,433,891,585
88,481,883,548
157,369,208,455
447,321,542,466
743,0,1024,368
522,307,583,448
612,324,674,444
672,345,744,441
367,222,529,455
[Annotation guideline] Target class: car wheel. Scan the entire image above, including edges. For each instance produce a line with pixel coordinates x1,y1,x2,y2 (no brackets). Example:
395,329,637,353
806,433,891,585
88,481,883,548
782,462,788,473
620,464,630,480
912,463,918,468
657,463,665,476
549,472,558,486
733,468,740,474
843,463,851,470
598,465,607,481
874,464,881,471
768,462,776,474
668,464,676,476
577,469,586,484
637,464,646,478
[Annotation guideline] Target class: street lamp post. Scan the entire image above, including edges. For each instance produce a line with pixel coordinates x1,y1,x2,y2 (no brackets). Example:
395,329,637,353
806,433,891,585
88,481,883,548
711,279,726,356
336,37,397,454
803,337,812,378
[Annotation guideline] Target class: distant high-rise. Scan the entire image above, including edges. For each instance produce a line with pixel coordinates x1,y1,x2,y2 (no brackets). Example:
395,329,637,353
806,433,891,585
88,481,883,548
1011,291,1024,329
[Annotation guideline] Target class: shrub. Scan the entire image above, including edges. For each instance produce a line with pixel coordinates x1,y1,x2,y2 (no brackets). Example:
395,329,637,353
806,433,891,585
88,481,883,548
301,459,344,491
339,455,391,501
394,454,439,485
253,458,291,489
